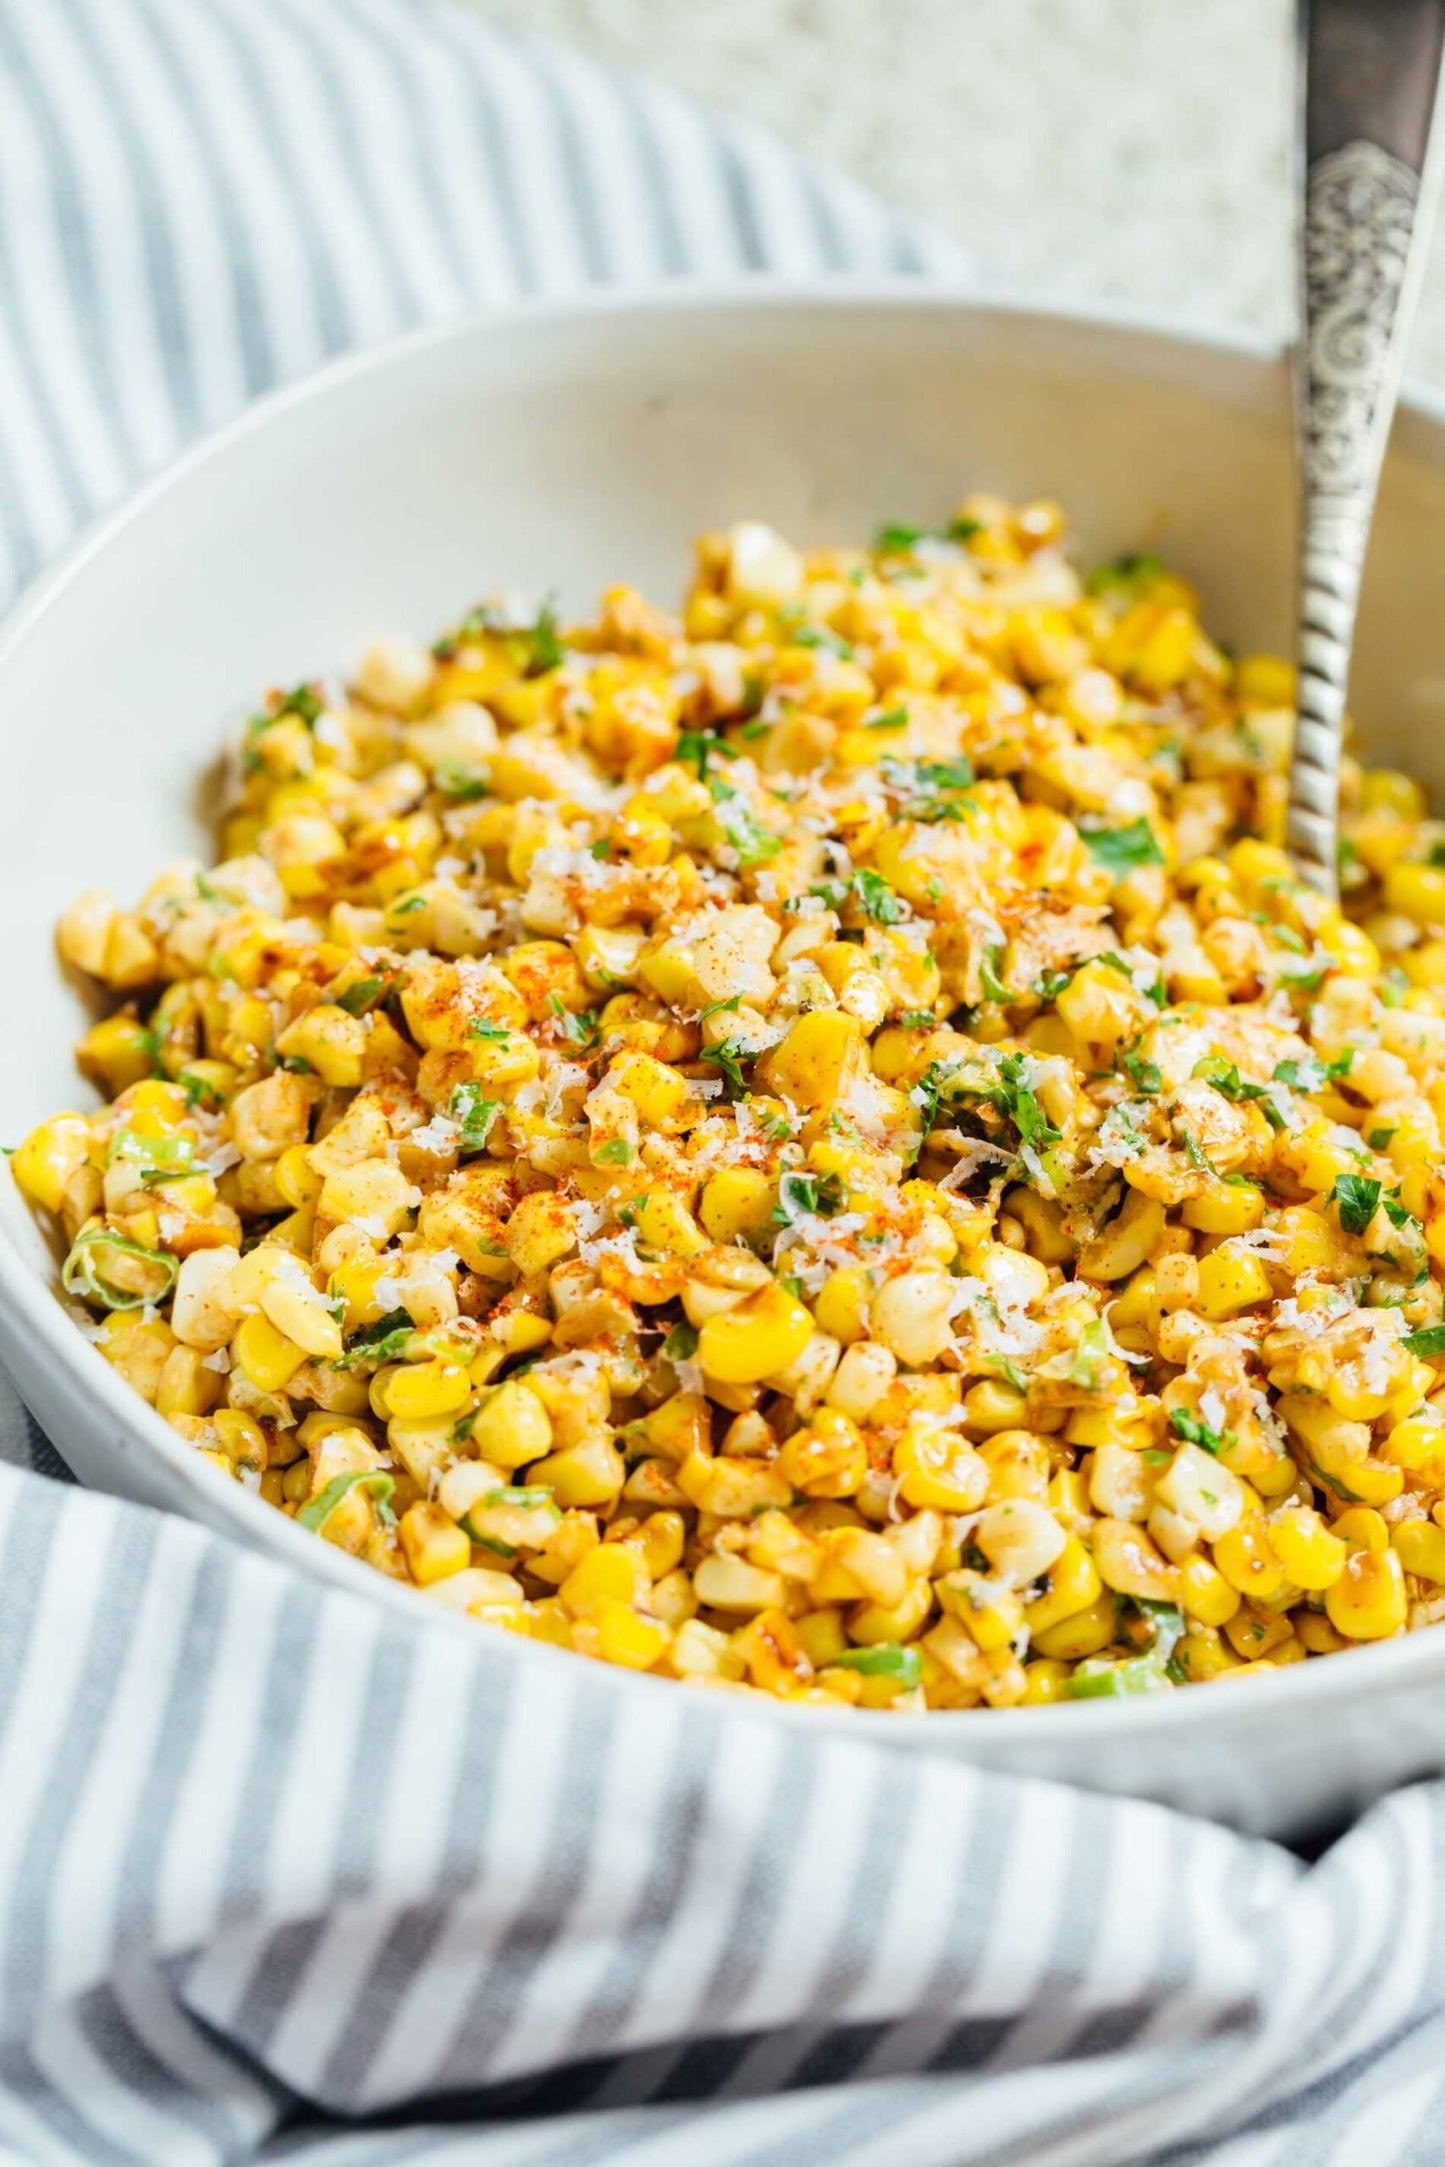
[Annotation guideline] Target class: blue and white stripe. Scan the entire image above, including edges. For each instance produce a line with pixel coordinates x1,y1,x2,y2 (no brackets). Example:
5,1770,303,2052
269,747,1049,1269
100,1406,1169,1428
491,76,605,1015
2,2,1444,2162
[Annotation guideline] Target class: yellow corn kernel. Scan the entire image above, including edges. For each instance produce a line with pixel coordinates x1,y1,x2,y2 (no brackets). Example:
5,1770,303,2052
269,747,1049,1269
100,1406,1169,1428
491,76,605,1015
1392,1519,1445,1582
1021,1659,1071,1703
732,1608,814,1696
699,1167,776,1246
274,1143,324,1209
1031,1592,1117,1661
810,1265,872,1345
1296,1611,1349,1655
892,1423,989,1512
378,1358,472,1421
591,1599,669,1671
560,1541,649,1617
317,1158,415,1237
756,1010,865,1108
155,1345,223,1420
274,1004,367,1087
527,1432,626,1509
1193,1245,1273,1321
795,1608,848,1670
1020,1535,1102,1638
399,1501,472,1586
1325,1546,1408,1640
1090,1518,1180,1602
1385,859,1445,928
1212,1519,1286,1599
1331,1506,1389,1553
935,1571,1024,1651
212,1408,268,1469
692,1555,787,1614
233,1311,308,1393
671,1617,747,1680
468,1379,553,1469
1181,1182,1265,1236
697,1280,812,1385
1177,1553,1241,1627
256,1274,343,1362
10,1113,91,1214
636,1509,686,1581
1269,1505,1347,1590
1172,1627,1241,1682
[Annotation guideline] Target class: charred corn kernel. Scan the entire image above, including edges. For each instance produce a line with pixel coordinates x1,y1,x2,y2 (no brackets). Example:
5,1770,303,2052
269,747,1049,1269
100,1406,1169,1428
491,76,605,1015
10,1114,91,1213
1270,1506,1347,1589
1023,1535,1102,1634
1325,1546,1408,1639
697,1280,812,1384
399,1502,472,1585
935,1571,1024,1650
233,1312,308,1392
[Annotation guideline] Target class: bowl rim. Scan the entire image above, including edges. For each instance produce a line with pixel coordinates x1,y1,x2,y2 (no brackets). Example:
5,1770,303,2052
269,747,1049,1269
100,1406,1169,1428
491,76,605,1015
7,270,1445,1747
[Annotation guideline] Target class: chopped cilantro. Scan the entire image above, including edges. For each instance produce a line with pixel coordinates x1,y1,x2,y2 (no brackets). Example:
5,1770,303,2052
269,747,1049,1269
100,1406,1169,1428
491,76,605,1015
662,1322,700,1364
1169,1407,1232,1456
336,975,386,1016
1403,1324,1445,1358
863,708,909,732
832,1643,922,1686
467,1017,513,1042
594,1137,635,1166
1331,1173,1382,1235
700,994,743,1020
1080,819,1165,879
773,1170,846,1224
1273,1049,1355,1092
1121,1047,1162,1095
550,997,599,1050
701,1039,749,1094
333,1311,414,1368
432,762,490,800
448,1083,501,1154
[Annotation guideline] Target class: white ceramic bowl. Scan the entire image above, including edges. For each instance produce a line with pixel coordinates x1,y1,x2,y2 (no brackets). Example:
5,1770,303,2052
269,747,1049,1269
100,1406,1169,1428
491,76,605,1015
7,283,1445,1840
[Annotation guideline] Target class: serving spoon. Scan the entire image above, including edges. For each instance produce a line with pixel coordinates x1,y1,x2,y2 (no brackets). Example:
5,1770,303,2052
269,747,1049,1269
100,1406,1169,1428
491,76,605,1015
1287,0,1445,897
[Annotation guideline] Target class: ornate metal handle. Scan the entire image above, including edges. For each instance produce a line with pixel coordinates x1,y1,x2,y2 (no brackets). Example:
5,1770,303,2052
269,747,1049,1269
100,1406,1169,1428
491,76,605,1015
1289,0,1445,897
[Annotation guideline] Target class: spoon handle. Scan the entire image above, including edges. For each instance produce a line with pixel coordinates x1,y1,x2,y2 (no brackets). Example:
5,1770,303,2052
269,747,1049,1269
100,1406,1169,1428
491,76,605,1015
1289,0,1445,897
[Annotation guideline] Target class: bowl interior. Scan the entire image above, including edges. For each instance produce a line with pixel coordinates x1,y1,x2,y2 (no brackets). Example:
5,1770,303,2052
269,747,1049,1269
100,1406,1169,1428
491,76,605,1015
4,287,1445,1449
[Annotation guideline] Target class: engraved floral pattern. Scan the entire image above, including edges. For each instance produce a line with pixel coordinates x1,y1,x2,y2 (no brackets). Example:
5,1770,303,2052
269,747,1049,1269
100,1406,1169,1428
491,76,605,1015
1303,140,1419,492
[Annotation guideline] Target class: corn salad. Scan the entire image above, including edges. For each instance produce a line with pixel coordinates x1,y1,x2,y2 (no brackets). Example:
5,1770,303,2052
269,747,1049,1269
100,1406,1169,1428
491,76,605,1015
17,500,1445,1708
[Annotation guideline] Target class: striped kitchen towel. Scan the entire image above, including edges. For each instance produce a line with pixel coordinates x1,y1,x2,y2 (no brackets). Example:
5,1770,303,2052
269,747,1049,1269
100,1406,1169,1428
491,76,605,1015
3,3,1445,2164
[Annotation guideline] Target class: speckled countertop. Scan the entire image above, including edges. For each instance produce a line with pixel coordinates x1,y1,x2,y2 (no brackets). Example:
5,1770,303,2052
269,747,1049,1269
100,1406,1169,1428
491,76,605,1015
459,0,1445,385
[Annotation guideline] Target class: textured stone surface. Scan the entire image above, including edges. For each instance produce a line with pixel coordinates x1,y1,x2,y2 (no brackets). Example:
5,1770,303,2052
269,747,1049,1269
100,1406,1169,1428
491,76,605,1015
457,0,1445,382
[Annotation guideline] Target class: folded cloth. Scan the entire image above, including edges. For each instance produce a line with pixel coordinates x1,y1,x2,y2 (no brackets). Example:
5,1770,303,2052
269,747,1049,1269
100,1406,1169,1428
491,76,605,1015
2,4,1444,2165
